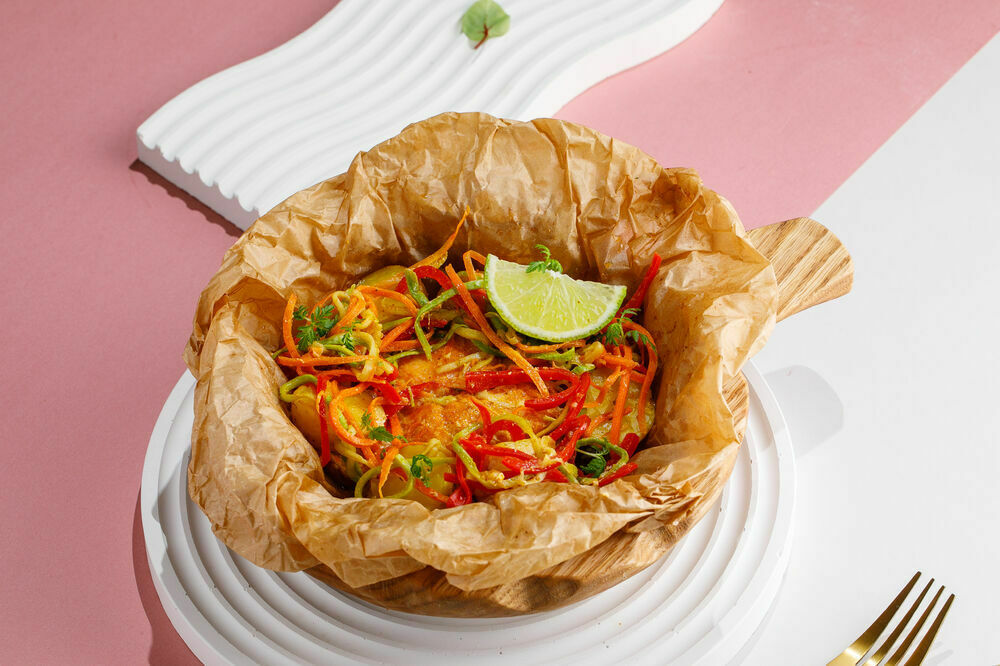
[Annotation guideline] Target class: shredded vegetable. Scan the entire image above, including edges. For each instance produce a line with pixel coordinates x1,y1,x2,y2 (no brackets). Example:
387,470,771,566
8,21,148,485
273,212,661,506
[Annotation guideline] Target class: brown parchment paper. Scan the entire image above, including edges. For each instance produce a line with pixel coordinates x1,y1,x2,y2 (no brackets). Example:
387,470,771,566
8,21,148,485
184,112,778,595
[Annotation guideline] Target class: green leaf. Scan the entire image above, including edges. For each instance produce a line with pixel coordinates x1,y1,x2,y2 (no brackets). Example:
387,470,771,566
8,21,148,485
575,437,610,478
368,426,397,443
410,454,433,482
525,244,563,274
461,0,510,49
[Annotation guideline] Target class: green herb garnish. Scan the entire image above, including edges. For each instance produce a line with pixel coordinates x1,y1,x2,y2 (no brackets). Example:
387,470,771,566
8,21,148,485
361,412,407,444
601,307,652,348
410,454,433,482
461,0,510,49
293,304,337,352
526,244,562,274
575,437,611,478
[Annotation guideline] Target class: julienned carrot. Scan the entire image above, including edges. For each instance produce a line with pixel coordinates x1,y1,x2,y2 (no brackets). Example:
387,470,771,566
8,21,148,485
282,293,301,359
597,355,640,369
377,445,399,496
462,250,485,281
609,346,633,446
381,339,421,352
623,320,657,430
585,410,612,436
357,285,418,315
591,367,623,408
443,264,548,396
332,292,366,335
381,318,413,348
412,209,468,270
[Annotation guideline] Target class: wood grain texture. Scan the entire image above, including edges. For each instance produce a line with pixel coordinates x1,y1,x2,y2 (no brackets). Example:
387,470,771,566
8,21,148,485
746,217,854,322
310,218,852,616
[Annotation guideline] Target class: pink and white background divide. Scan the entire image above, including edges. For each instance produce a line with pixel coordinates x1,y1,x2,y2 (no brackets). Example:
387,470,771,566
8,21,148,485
1,1,998,663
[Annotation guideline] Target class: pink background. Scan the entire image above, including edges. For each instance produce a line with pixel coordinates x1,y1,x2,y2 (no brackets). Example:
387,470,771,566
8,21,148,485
1,1,997,663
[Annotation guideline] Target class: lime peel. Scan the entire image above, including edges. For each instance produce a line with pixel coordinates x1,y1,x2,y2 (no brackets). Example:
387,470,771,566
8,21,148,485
484,255,626,343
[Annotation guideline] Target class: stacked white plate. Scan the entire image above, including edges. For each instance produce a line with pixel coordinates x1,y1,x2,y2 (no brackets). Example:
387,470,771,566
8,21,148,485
141,363,794,665
136,0,726,229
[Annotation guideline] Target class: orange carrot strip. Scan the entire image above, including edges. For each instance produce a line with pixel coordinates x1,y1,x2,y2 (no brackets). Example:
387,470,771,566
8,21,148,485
357,285,418,315
377,445,400,496
462,250,481,281
382,339,421,352
282,293,301,359
331,292,366,335
609,347,633,446
311,291,338,317
623,321,657,430
380,318,414,347
443,264,548,396
597,354,639,369
593,366,624,408
412,208,468,270
586,410,613,436
389,412,402,437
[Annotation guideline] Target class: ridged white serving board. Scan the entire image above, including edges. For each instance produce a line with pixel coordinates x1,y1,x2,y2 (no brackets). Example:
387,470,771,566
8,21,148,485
137,0,725,229
141,363,794,665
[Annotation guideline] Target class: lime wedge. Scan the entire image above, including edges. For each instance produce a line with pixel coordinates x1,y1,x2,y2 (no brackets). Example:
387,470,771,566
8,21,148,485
483,255,626,342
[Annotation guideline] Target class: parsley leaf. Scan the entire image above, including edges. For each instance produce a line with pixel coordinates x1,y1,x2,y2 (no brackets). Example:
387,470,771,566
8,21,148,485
293,304,338,352
461,0,510,50
360,411,408,445
410,454,433,482
601,308,641,348
526,244,563,274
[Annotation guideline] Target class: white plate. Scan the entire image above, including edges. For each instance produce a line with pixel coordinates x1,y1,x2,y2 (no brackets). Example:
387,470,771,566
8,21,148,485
136,0,726,228
141,362,793,665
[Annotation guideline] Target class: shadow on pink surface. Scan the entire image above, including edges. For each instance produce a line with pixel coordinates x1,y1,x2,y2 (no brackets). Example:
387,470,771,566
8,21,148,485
132,495,199,665
130,160,241,239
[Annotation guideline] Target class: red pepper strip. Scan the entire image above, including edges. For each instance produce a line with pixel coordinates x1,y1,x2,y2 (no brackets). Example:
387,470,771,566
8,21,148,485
621,253,663,312
544,468,569,483
485,419,527,445
501,457,563,475
621,433,641,456
524,376,579,410
556,416,590,461
413,479,450,504
315,376,331,466
465,367,576,393
445,464,472,507
370,381,407,415
598,462,638,487
459,434,489,469
549,374,592,440
408,381,439,398
469,443,535,461
471,400,492,428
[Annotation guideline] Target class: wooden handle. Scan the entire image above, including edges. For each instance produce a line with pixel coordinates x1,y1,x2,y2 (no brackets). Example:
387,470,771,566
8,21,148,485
746,217,853,321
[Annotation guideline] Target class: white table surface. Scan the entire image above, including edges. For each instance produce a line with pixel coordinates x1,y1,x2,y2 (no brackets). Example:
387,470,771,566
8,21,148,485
742,31,1000,665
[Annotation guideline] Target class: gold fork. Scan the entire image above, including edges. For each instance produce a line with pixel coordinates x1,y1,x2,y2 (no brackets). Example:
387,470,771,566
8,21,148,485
827,572,955,666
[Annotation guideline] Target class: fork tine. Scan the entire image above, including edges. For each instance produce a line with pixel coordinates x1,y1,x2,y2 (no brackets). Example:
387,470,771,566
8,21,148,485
862,578,935,666
827,572,921,666
901,593,955,666
882,586,944,665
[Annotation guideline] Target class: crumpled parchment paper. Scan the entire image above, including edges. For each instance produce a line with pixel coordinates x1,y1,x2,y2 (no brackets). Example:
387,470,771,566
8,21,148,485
184,112,778,596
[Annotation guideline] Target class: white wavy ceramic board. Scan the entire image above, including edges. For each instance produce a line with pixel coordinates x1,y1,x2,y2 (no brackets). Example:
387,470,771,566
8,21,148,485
141,363,794,665
136,0,725,229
